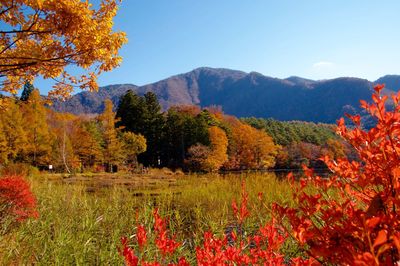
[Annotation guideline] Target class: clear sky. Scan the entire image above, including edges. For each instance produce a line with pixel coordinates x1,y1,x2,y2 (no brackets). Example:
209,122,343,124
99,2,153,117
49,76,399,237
36,0,400,93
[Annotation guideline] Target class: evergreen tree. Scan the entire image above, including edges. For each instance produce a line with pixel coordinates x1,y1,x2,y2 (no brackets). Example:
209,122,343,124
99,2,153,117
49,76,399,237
139,92,165,166
20,82,34,101
116,91,165,167
116,90,146,133
161,107,210,169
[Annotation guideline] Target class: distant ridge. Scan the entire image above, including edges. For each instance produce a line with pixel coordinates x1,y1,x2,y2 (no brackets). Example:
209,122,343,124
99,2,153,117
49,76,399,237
52,67,400,124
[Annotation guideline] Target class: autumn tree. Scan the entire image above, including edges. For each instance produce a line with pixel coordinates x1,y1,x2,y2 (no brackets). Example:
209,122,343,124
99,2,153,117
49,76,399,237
99,99,123,172
324,138,347,159
185,144,211,172
203,126,228,172
0,0,127,98
47,111,77,173
224,118,277,170
276,141,323,169
0,98,27,164
21,89,52,167
185,127,228,172
121,132,146,168
70,119,104,170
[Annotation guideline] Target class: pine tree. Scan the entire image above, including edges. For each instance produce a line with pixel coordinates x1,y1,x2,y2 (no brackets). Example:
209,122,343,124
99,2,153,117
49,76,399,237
161,107,210,169
116,90,146,132
140,92,165,166
116,91,165,167
20,82,34,102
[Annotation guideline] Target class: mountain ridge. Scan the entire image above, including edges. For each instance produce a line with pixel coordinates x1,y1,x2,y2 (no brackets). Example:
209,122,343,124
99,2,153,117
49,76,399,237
52,67,400,123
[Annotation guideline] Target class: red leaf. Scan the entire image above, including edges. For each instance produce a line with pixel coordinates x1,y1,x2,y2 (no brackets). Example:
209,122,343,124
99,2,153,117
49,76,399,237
366,217,380,228
373,230,387,248
373,84,385,93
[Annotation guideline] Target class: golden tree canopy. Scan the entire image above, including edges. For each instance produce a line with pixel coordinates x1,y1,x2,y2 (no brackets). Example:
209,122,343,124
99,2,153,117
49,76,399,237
0,0,127,98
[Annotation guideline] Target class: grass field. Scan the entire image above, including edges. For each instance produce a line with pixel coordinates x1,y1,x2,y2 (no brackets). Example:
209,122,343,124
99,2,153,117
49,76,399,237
0,171,296,265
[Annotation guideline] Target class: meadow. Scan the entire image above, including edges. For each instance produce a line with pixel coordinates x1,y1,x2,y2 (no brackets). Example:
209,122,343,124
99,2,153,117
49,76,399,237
0,171,296,265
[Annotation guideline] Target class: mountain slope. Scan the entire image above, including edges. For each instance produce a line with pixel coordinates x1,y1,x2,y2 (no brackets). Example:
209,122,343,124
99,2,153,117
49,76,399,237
375,75,400,91
52,67,395,123
52,84,138,114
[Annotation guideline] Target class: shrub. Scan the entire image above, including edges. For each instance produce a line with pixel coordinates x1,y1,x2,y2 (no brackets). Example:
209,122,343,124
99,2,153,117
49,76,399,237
120,183,313,265
0,175,38,235
275,85,400,264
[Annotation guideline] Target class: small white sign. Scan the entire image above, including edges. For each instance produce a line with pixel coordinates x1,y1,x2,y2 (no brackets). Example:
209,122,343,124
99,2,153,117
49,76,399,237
49,165,53,170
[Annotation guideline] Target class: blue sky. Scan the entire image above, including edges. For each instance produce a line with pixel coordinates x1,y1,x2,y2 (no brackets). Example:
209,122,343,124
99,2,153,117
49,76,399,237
37,1,400,93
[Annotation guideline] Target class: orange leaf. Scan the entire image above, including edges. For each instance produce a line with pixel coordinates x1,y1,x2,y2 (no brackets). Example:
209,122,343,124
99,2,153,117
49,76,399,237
373,230,387,248
392,234,400,251
366,217,380,228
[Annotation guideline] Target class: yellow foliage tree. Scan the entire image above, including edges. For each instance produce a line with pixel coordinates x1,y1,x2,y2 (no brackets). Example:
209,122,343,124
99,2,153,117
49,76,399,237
21,89,52,166
203,126,228,172
99,99,123,172
70,119,104,170
121,131,147,168
0,97,27,164
0,0,127,98
47,111,78,173
224,119,278,170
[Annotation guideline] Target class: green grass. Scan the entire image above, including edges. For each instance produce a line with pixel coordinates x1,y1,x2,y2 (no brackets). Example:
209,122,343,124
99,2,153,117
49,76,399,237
0,172,295,265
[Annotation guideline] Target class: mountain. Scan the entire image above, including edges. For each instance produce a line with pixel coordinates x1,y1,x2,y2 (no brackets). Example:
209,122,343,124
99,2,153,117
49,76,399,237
375,75,400,91
52,84,138,114
52,67,397,124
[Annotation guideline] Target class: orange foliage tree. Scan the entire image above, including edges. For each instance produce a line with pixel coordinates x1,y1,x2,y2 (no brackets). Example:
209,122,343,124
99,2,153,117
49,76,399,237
274,84,400,264
0,0,127,98
203,126,228,172
224,118,278,170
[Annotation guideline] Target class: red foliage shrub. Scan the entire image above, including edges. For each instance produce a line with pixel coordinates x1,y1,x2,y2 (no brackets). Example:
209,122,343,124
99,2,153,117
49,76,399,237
275,85,400,265
120,184,314,265
120,208,187,266
0,175,38,223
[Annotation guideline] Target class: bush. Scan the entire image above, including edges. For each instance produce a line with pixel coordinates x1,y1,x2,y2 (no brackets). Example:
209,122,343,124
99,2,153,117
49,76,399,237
275,85,400,264
120,183,313,265
0,175,38,235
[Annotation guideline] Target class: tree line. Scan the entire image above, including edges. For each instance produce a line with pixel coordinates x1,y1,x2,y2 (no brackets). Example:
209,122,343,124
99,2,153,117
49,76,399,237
0,86,351,173
0,85,146,173
116,90,278,172
243,117,354,169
